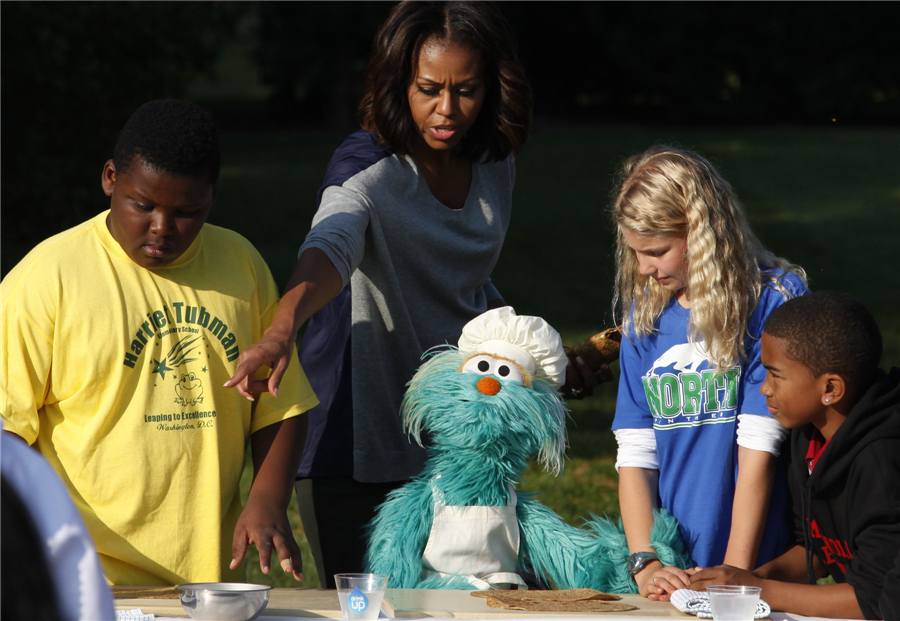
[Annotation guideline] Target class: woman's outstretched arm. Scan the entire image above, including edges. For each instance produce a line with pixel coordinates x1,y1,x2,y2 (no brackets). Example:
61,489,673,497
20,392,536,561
225,248,342,399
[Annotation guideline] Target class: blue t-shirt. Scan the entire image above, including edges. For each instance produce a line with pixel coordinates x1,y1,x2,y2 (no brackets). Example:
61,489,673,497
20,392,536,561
612,269,807,567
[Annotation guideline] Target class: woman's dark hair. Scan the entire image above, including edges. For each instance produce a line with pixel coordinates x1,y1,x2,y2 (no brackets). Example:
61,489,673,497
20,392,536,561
359,1,532,162
1,478,62,621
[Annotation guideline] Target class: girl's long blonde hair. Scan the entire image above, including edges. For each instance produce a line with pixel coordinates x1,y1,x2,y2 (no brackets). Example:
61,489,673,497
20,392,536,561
612,145,807,373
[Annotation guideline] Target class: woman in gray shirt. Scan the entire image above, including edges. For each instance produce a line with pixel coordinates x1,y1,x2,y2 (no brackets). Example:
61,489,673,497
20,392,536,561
226,0,532,587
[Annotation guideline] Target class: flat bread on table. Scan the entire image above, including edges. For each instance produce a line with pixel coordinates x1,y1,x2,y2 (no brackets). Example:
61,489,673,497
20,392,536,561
111,586,181,599
471,588,620,602
485,597,638,612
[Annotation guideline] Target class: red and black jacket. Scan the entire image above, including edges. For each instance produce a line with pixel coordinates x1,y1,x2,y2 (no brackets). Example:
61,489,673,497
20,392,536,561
789,367,900,620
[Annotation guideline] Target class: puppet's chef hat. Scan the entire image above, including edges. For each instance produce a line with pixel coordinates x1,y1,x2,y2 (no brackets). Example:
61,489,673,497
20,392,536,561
458,306,568,388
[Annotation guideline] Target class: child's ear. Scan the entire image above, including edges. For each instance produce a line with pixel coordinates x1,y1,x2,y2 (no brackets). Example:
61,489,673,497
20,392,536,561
821,373,847,407
101,160,117,197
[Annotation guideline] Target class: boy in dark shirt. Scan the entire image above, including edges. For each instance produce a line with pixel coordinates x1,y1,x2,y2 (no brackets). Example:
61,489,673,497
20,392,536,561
690,291,900,620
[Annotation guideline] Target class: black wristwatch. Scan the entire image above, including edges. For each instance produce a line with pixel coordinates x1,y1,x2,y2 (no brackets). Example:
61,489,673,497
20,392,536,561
626,551,660,578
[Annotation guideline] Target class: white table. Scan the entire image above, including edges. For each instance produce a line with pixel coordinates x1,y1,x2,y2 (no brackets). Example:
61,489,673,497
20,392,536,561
114,588,862,620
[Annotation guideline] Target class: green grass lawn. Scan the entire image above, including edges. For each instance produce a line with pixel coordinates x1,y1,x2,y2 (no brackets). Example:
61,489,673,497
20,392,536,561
224,125,899,588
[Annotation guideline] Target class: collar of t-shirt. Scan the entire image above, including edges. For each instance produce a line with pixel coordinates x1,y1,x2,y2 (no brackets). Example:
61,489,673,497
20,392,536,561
806,428,831,474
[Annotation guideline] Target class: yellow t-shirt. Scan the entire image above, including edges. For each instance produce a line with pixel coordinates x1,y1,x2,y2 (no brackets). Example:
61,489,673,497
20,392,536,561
1,211,319,585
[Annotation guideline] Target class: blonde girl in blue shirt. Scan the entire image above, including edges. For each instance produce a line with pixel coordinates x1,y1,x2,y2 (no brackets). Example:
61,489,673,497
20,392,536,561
592,146,808,600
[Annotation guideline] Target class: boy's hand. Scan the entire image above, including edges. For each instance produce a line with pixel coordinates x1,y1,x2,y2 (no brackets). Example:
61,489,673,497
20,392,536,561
224,331,294,400
689,565,761,590
231,497,304,582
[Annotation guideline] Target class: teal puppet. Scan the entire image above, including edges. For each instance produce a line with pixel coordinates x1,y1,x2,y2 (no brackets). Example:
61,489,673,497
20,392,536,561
365,307,691,591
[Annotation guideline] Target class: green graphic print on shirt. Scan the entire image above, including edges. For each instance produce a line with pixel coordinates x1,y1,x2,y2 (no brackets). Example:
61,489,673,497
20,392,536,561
122,301,240,369
641,342,741,429
121,301,245,433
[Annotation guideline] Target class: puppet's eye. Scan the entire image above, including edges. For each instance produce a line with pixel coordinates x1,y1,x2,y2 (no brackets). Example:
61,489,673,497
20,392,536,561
495,363,525,385
462,355,495,376
461,355,525,385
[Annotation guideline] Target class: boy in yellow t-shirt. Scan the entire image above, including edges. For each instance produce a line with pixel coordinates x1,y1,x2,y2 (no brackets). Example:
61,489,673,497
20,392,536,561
1,100,319,586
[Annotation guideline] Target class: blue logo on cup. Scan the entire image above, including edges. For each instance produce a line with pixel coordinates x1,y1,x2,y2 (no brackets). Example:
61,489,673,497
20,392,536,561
348,586,368,614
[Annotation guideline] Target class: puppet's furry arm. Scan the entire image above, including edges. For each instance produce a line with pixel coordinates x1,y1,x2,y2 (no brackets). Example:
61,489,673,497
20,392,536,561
518,497,690,593
583,509,693,594
516,495,616,590
364,478,434,587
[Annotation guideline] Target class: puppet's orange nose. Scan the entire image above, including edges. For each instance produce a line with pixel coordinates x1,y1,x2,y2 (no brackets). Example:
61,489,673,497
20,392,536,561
476,376,501,396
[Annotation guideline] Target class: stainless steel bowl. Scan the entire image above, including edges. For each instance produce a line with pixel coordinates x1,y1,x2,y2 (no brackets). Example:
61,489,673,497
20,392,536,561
178,583,272,621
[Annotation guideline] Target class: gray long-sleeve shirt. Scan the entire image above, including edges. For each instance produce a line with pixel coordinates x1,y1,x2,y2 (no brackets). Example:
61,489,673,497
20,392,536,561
297,130,513,482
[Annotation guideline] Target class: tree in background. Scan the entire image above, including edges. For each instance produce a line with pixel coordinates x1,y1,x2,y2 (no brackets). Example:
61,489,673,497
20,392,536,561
248,3,899,127
505,2,900,124
254,2,389,129
3,2,898,276
1,2,239,274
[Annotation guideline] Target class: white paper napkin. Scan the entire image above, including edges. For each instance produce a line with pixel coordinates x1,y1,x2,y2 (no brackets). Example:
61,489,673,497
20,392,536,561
670,589,771,619
115,609,155,621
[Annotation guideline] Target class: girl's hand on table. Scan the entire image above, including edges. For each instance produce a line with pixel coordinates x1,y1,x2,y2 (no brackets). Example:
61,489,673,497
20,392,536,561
224,330,294,400
561,355,613,399
231,496,304,582
636,563,696,601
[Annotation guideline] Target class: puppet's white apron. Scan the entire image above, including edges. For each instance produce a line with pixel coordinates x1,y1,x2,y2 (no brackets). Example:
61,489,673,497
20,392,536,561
421,479,527,590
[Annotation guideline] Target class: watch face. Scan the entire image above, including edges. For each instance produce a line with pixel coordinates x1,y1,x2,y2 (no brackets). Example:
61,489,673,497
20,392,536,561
627,552,657,576
627,553,642,572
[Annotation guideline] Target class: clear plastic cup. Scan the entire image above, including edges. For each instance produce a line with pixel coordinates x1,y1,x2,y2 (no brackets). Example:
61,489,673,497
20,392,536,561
335,573,389,620
707,585,762,621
